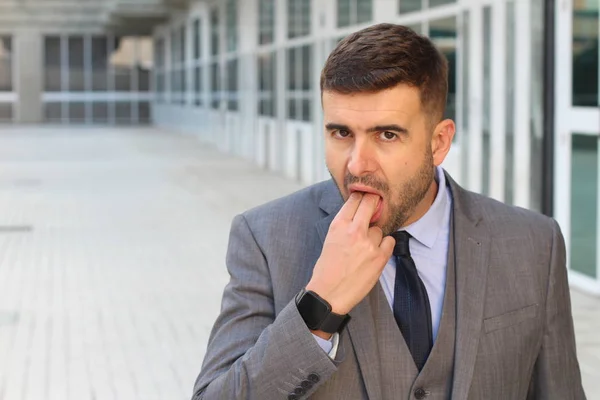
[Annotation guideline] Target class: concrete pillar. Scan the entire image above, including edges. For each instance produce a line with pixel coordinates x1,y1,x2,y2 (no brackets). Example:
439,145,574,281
15,29,43,123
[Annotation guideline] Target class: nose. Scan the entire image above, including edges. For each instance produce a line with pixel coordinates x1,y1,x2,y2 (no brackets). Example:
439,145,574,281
347,139,376,177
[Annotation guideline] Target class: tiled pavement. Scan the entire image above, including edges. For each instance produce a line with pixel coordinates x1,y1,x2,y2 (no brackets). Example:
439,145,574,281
0,126,597,400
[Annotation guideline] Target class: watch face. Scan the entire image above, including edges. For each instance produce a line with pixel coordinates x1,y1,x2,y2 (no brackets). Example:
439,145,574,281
297,291,331,330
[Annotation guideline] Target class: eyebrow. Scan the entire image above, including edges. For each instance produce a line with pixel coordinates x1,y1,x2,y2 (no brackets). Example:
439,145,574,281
325,123,409,135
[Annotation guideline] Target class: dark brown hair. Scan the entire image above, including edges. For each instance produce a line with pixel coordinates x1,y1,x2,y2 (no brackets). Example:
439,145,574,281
320,23,448,124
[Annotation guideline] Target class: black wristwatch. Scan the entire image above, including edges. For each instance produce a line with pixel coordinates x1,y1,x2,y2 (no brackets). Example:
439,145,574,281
295,288,351,334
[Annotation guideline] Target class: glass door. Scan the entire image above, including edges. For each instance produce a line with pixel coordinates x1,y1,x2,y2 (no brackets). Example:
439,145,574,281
555,0,600,294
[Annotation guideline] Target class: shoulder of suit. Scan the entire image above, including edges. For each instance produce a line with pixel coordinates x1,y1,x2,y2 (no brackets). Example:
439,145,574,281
461,189,557,233
240,180,333,225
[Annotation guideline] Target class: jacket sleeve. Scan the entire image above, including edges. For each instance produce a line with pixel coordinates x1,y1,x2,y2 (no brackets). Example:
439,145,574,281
528,220,586,399
191,214,342,400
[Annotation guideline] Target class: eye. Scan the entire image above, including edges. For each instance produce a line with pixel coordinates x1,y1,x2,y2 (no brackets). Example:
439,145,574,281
333,130,351,139
380,131,398,141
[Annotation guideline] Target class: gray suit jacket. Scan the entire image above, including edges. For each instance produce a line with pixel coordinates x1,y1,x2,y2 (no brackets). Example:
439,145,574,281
192,172,585,399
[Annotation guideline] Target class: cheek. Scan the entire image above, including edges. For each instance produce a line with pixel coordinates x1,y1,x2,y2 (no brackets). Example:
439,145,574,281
325,147,346,174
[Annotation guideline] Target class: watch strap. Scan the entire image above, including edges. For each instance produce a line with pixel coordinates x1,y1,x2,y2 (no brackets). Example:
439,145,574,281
319,310,351,334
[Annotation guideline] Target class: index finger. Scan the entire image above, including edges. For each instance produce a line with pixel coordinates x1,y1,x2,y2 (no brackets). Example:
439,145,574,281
352,193,379,228
336,192,363,221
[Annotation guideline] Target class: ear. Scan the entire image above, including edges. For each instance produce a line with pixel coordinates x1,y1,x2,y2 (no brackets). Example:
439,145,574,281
430,119,455,167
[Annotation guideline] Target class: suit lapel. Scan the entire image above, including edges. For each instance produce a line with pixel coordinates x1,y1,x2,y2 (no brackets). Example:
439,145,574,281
446,174,491,399
315,182,383,400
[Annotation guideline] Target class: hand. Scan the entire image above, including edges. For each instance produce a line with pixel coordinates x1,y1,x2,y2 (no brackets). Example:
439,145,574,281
306,192,396,319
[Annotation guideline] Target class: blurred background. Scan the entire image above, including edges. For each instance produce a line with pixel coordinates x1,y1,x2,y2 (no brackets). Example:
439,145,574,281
0,0,598,399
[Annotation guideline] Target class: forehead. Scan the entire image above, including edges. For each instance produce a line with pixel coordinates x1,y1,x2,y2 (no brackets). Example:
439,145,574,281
322,84,422,123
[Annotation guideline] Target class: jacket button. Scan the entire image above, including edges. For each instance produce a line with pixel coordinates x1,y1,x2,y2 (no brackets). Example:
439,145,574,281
414,388,427,399
294,386,306,396
307,373,320,383
300,380,313,389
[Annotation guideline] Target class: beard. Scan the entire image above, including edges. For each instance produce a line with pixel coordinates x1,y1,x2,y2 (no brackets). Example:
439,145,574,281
331,148,435,237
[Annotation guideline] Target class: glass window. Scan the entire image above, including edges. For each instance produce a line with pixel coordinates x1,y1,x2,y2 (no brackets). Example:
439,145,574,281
115,102,132,124
211,8,220,57
180,49,186,101
288,0,311,39
259,0,275,45
180,26,187,103
505,0,516,205
529,0,544,212
193,19,202,60
92,102,108,123
337,0,351,28
572,0,599,106
226,0,238,52
136,37,153,92
170,28,186,104
287,47,296,91
570,134,598,279
0,103,12,122
154,38,165,102
429,0,456,7
301,45,311,91
92,37,108,92
226,58,238,111
44,36,62,92
356,0,373,24
288,99,296,120
338,0,372,27
286,45,313,122
111,37,134,92
429,17,457,122
481,8,492,196
210,61,220,109
179,26,186,65
0,37,13,92
68,37,85,92
155,37,164,69
138,102,151,124
459,11,470,184
258,52,276,117
302,99,311,121
195,66,203,106
174,32,180,101
44,102,62,122
68,102,86,122
399,0,421,14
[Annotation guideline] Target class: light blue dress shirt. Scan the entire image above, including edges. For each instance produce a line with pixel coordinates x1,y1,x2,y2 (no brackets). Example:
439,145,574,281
314,166,452,355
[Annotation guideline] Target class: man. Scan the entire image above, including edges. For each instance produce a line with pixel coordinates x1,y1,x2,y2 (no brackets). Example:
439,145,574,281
192,24,585,399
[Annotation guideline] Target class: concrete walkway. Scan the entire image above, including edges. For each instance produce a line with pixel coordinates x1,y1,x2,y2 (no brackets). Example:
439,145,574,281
0,126,597,399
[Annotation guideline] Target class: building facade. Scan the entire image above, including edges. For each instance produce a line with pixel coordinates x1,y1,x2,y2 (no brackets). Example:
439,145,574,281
0,0,158,124
0,0,598,294
150,0,600,295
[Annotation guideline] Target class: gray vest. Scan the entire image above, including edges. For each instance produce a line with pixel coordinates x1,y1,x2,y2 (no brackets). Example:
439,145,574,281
369,220,457,400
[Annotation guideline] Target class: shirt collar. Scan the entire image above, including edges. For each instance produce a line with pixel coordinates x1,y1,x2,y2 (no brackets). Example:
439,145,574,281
401,166,450,249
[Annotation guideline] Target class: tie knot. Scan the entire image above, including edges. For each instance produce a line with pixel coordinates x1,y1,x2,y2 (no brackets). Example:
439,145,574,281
391,231,412,257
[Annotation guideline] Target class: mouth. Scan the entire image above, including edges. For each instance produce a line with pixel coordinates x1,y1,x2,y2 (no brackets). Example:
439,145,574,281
348,184,384,224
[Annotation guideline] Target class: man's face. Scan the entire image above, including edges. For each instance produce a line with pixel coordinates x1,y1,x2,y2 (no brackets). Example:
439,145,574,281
323,84,444,236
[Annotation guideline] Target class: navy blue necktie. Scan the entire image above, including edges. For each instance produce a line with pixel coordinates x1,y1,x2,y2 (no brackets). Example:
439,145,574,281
391,231,433,371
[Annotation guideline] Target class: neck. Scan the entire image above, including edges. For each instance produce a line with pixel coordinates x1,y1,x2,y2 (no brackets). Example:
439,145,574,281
401,179,439,228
